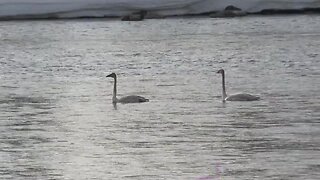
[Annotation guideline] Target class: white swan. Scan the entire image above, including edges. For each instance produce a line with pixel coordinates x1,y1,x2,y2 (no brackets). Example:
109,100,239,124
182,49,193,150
106,73,149,104
217,69,260,102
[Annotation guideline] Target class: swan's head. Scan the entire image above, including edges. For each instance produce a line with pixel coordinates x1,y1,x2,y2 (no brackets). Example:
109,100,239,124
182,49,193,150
106,73,116,78
217,69,225,74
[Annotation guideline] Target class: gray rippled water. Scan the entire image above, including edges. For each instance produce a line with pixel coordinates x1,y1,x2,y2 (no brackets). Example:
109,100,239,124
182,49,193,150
0,15,319,180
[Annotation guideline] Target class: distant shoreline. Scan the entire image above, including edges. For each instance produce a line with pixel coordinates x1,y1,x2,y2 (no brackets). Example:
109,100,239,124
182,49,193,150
0,7,319,21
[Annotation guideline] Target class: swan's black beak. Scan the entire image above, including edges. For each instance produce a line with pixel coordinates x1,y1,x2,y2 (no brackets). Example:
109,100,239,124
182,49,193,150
106,73,114,77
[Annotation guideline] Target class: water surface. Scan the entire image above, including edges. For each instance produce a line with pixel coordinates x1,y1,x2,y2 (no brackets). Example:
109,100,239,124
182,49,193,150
0,15,319,179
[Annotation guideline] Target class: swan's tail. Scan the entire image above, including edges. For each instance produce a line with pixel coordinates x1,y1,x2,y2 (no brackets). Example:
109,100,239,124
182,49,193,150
139,97,149,102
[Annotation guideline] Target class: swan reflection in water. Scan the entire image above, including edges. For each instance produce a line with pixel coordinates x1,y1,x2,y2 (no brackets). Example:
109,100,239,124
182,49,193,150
106,73,149,104
217,69,260,102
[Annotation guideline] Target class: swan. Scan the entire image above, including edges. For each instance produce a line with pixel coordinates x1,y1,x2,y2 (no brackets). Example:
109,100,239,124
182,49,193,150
217,69,260,102
106,73,149,104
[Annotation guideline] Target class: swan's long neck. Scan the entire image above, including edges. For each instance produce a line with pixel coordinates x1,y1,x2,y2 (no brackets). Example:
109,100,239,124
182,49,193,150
221,71,227,101
112,77,118,103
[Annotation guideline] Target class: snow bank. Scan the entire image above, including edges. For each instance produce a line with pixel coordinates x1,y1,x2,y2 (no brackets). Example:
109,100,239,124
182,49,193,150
0,0,319,19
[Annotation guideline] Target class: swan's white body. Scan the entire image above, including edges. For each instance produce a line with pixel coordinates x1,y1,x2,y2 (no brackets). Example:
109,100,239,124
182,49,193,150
217,69,260,102
106,73,149,104
117,95,149,103
224,93,260,101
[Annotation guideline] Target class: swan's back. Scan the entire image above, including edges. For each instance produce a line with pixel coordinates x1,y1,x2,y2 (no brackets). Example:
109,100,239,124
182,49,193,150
118,95,149,104
225,93,260,101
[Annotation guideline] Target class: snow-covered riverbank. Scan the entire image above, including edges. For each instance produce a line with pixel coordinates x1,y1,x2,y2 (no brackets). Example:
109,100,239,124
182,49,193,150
0,0,320,20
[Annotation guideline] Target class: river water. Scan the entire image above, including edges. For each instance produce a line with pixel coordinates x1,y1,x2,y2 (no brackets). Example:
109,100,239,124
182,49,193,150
0,15,319,180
